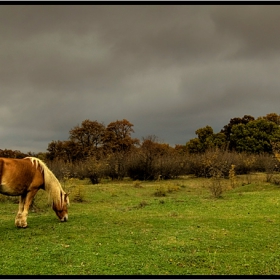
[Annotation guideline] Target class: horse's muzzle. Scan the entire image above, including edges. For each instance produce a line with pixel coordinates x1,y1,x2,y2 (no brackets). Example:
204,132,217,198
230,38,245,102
61,215,68,222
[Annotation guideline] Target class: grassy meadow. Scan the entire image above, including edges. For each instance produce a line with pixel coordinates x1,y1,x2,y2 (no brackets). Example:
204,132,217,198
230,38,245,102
0,173,280,275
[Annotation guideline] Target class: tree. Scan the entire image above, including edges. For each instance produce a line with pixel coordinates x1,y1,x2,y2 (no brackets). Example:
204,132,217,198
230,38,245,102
196,125,214,142
221,115,255,145
127,135,177,180
46,140,82,162
69,119,106,158
186,126,213,153
46,140,65,161
186,126,226,153
186,138,204,154
0,149,29,158
258,113,280,125
211,132,227,149
230,119,280,153
103,119,139,153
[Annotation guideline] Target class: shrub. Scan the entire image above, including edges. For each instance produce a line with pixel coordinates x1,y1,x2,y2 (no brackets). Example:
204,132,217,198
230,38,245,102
209,174,224,198
133,181,143,188
167,183,181,193
71,185,86,203
0,195,19,204
154,186,167,197
127,150,186,181
103,152,128,180
186,149,278,179
272,175,280,185
188,149,234,178
229,164,236,188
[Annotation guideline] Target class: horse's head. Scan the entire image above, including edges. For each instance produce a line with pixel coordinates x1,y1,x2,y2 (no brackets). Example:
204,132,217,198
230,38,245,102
52,192,70,222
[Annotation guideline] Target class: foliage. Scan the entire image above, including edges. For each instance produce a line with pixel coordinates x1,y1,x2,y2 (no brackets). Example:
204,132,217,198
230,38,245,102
186,113,280,154
71,185,86,203
127,136,186,180
3,113,280,183
186,126,227,153
221,115,255,144
46,119,139,162
229,164,236,188
69,119,105,155
230,119,280,153
187,149,233,178
103,119,139,153
0,149,30,159
45,145,280,182
208,177,224,198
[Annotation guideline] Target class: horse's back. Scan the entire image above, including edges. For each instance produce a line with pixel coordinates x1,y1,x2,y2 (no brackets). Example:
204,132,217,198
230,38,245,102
0,157,33,175
0,157,44,195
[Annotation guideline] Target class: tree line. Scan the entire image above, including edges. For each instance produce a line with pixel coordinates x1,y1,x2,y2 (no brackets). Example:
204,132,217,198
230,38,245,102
186,113,280,154
46,119,139,162
45,113,280,161
1,113,280,182
45,119,183,181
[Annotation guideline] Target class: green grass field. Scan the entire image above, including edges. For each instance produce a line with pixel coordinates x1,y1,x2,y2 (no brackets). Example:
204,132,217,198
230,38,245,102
0,174,280,275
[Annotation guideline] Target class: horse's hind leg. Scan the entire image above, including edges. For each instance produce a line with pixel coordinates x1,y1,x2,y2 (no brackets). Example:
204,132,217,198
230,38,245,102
15,190,38,228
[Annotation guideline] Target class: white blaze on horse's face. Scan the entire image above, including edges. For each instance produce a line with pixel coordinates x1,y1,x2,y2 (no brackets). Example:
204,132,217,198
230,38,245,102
53,193,69,222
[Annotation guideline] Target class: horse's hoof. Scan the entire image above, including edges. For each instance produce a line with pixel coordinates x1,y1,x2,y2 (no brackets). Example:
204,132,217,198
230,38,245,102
16,225,28,228
15,221,28,228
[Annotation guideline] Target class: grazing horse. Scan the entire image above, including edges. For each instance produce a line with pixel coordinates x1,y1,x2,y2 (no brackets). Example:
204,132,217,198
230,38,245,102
0,157,69,228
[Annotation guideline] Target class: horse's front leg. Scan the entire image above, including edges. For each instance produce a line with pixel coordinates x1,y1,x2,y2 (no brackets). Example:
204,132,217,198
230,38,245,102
15,190,38,228
15,195,26,228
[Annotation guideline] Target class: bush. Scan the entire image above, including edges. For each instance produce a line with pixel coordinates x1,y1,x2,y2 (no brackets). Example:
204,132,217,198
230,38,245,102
46,148,280,184
127,150,186,181
154,186,167,197
272,175,280,185
0,194,18,204
209,178,224,198
188,149,234,178
71,185,86,202
186,149,278,179
46,158,105,184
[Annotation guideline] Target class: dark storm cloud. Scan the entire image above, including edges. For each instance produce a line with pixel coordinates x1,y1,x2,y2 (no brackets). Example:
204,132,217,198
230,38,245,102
210,5,280,58
0,5,280,153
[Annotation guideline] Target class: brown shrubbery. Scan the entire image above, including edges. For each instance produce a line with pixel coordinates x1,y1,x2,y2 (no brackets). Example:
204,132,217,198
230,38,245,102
186,149,278,178
46,148,187,183
44,146,280,184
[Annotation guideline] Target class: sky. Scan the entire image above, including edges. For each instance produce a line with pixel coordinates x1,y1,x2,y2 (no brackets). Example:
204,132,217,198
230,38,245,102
1,5,280,153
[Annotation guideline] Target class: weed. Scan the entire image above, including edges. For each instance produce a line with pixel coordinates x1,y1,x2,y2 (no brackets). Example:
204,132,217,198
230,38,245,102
133,181,143,188
272,175,280,185
167,184,181,193
209,167,224,198
229,164,236,189
72,185,86,203
0,194,18,204
154,186,167,197
209,179,224,198
137,201,148,208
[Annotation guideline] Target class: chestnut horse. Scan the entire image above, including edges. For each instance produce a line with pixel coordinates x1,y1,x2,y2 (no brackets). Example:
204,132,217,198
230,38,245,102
0,157,69,228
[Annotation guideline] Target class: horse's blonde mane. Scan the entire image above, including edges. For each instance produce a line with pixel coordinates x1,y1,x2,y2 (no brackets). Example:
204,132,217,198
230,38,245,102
25,157,66,208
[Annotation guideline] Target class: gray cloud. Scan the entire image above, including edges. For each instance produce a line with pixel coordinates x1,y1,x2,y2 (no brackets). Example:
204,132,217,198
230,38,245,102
0,5,280,153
